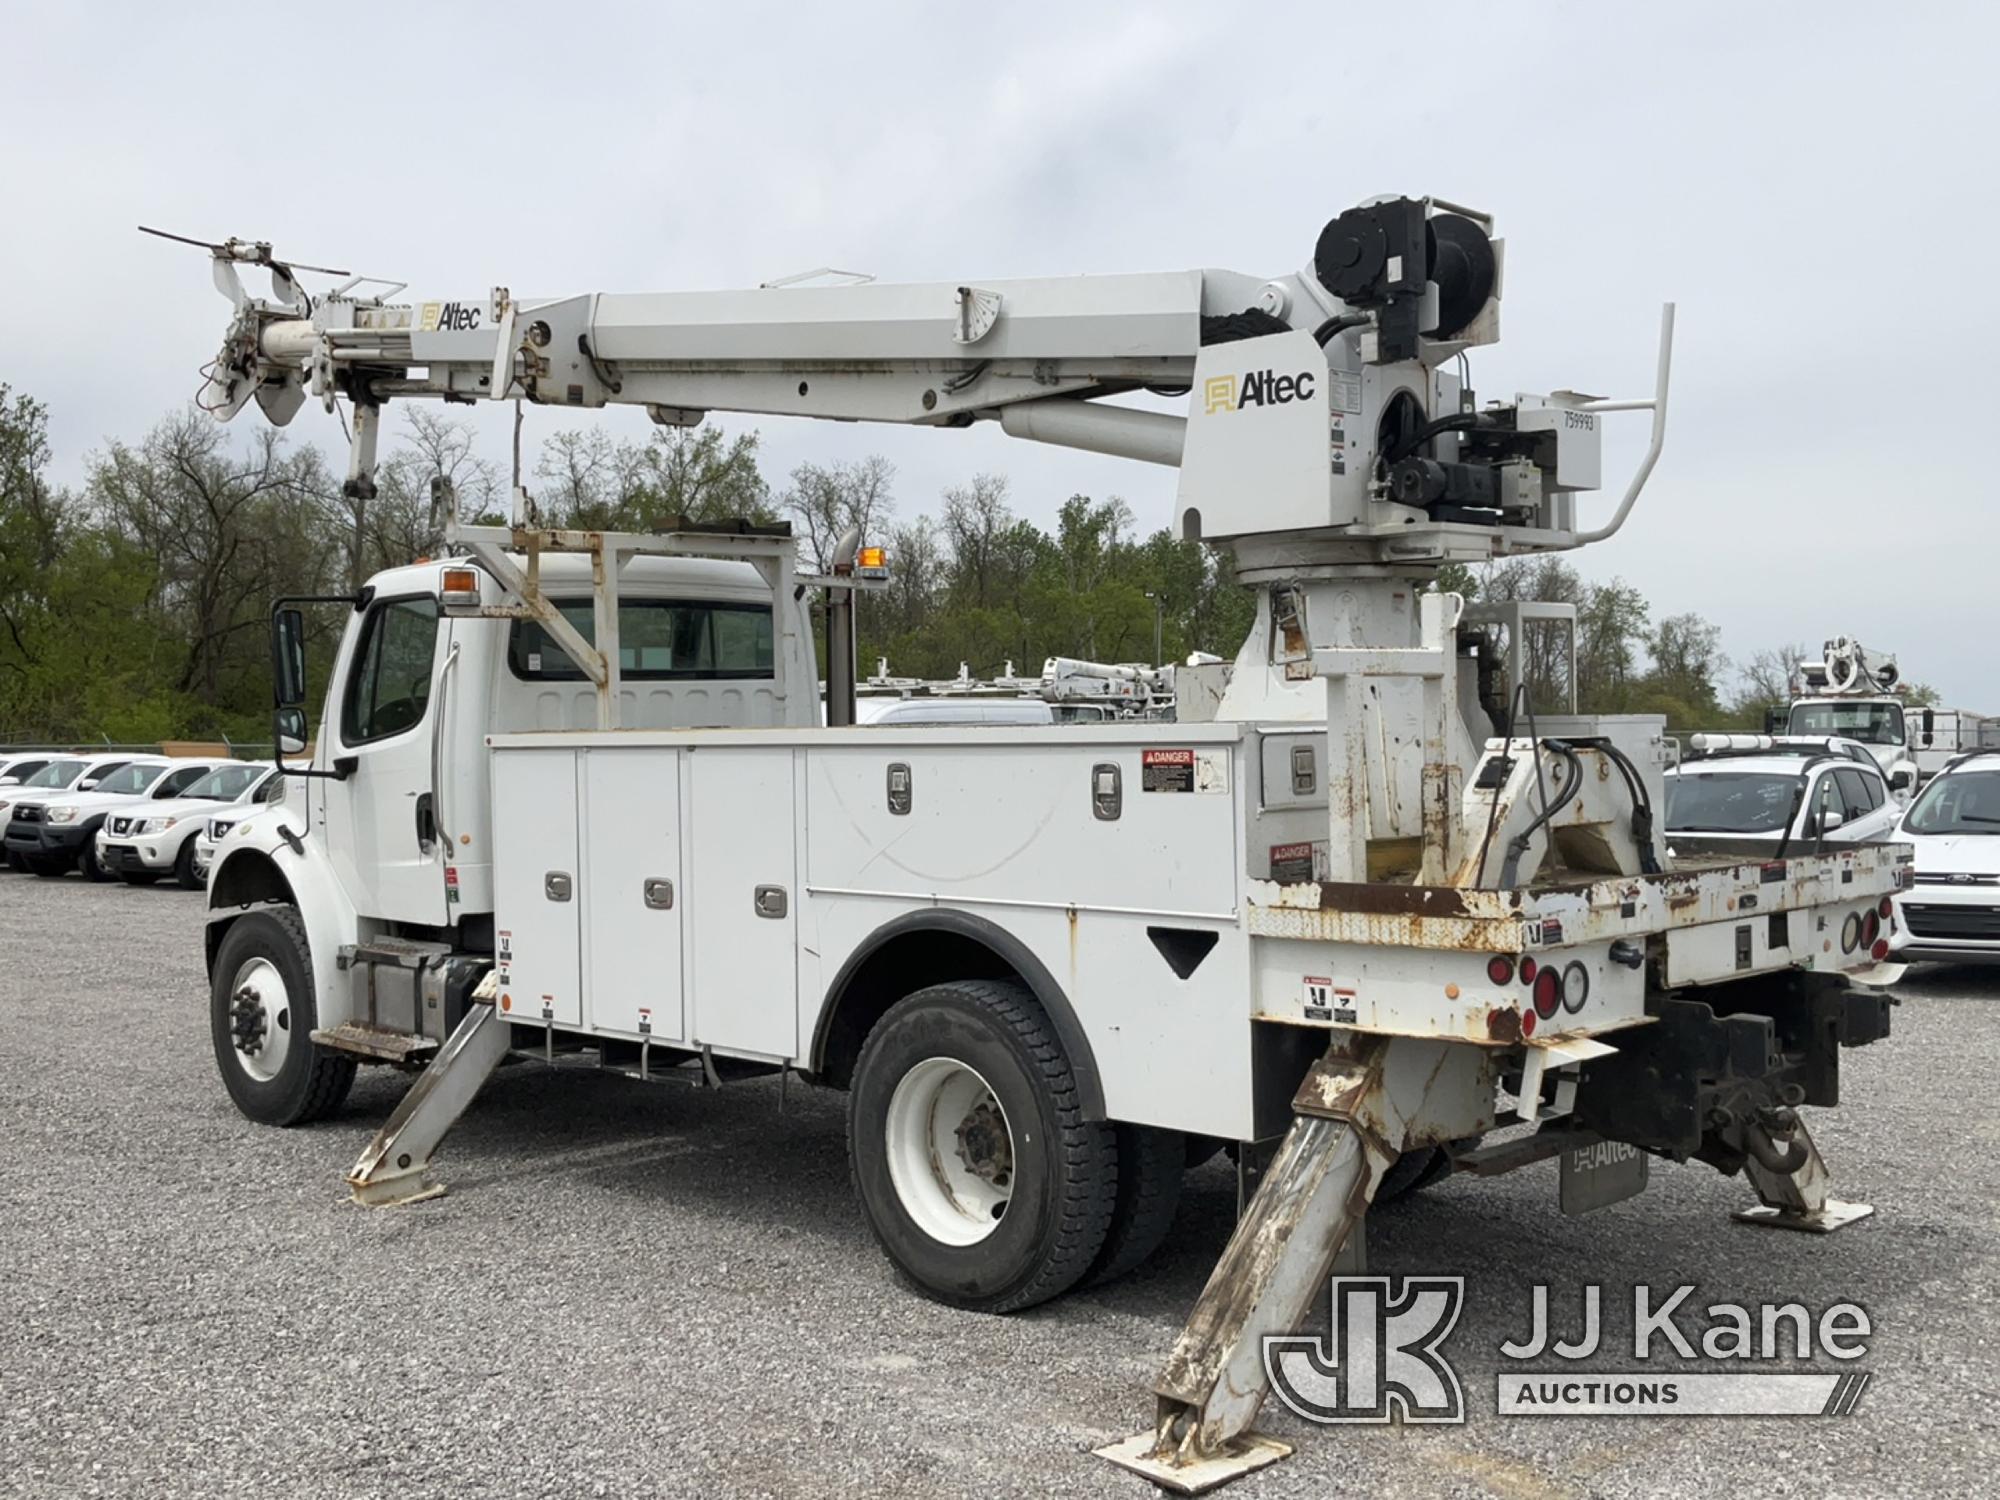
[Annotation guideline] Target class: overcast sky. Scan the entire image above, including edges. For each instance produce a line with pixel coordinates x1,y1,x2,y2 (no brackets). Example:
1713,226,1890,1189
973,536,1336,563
5,3,1993,701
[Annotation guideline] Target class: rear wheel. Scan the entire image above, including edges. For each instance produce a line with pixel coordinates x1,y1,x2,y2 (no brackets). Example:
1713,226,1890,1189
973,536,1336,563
848,979,1116,1313
1083,1122,1184,1287
209,907,355,1126
1376,1135,1482,1203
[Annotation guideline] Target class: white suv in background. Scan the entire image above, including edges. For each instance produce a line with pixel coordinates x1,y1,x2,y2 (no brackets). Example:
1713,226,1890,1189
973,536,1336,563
1890,751,2000,964
1664,741,1901,860
95,763,286,888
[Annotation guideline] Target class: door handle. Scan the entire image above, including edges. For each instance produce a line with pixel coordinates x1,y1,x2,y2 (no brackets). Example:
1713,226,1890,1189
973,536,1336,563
545,871,573,902
644,877,675,910
415,792,436,851
754,884,788,919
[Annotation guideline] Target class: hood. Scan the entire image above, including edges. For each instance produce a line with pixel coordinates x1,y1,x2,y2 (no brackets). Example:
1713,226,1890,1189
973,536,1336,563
1901,831,2000,877
19,783,181,817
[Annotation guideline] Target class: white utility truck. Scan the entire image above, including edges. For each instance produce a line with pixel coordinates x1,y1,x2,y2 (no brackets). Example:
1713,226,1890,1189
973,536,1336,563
183,198,1906,1491
1778,637,1921,794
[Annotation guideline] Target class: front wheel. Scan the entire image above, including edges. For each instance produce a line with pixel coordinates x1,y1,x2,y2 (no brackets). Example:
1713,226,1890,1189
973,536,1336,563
173,840,203,890
81,839,111,883
209,907,355,1126
848,979,1117,1313
121,872,161,887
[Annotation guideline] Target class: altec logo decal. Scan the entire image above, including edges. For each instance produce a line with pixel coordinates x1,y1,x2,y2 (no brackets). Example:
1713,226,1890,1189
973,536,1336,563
419,301,483,333
1203,368,1317,415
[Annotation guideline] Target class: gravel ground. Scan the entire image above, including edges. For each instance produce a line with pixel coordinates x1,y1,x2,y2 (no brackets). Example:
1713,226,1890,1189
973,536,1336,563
2,872,1996,1499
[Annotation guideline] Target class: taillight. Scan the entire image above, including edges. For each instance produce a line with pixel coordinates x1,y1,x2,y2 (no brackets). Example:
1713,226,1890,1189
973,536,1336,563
1520,955,1539,985
1861,911,1880,948
1521,1007,1538,1037
1533,968,1561,1018
1871,938,1890,961
1487,955,1515,985
1840,913,1861,954
1877,896,1893,919
1561,961,1590,1014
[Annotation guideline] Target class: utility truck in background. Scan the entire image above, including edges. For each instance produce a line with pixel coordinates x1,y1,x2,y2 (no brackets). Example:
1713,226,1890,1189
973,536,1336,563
179,197,1907,1491
1777,637,1921,795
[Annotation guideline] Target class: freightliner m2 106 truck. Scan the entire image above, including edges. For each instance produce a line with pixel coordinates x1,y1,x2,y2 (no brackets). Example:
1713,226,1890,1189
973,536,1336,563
181,197,1905,1491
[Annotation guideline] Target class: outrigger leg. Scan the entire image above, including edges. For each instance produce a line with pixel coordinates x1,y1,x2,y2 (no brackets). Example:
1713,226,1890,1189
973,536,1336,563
1732,1114,1873,1233
345,1002,511,1207
1097,1036,1494,1494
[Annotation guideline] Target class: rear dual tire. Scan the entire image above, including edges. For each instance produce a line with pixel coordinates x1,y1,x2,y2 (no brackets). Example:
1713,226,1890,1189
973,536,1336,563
849,980,1121,1312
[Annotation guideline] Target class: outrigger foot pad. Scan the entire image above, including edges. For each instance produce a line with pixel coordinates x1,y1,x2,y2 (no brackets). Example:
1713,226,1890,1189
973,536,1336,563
1734,1199,1874,1233
1093,1432,1291,1495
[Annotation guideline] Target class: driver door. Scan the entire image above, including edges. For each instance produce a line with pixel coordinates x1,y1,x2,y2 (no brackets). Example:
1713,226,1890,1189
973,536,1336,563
323,592,450,924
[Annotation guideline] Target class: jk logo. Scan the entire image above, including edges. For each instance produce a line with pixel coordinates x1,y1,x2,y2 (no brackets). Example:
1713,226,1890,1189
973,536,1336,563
1263,1276,1466,1424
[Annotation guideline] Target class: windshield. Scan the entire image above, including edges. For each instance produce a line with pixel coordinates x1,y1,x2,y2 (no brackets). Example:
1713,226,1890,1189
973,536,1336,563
182,765,265,801
1903,769,2000,836
24,759,86,788
1666,772,1800,834
1788,701,1904,746
93,762,165,795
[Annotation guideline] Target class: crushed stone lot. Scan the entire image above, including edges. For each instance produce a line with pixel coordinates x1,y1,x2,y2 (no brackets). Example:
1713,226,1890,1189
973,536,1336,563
3,873,1997,1499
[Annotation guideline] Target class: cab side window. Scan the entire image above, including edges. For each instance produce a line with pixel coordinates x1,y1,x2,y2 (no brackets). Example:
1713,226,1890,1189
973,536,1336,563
1835,767,1882,814
155,766,210,798
256,775,286,804
341,597,442,746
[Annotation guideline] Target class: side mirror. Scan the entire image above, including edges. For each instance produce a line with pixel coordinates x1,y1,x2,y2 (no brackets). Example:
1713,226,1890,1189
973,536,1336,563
78,777,100,791
275,706,308,757
1890,769,1913,792
1821,807,1847,833
272,607,308,708
1922,706,1935,747
1763,707,1783,735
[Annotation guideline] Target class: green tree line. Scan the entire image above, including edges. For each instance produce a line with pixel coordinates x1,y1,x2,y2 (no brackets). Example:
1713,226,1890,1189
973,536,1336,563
0,384,1898,743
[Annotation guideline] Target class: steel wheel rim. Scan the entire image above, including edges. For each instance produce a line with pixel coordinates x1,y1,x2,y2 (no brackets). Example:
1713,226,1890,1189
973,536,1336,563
227,957,293,1082
885,1057,1015,1246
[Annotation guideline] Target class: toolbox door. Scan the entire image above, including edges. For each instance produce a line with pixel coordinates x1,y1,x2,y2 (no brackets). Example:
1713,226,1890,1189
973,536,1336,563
491,750,582,1027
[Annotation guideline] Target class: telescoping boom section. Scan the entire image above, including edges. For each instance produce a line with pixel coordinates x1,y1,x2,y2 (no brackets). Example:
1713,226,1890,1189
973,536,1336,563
185,197,1904,1493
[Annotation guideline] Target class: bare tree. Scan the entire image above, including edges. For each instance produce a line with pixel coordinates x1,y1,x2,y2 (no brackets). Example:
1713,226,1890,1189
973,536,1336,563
783,455,896,572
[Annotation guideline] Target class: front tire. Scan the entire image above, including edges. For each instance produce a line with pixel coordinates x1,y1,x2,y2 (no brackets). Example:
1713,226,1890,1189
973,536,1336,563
81,839,111,883
848,979,1116,1313
121,872,161,887
174,840,203,890
209,907,355,1126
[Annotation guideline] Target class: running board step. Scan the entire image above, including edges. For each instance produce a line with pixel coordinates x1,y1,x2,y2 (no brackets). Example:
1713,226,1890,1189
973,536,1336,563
313,1022,439,1065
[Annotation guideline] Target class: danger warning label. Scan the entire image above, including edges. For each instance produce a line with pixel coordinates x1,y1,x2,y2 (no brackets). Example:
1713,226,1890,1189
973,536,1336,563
1143,748,1196,792
1142,747,1231,794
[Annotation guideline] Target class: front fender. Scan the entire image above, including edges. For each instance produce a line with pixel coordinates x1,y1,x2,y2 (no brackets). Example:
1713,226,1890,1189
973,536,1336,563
207,810,360,1028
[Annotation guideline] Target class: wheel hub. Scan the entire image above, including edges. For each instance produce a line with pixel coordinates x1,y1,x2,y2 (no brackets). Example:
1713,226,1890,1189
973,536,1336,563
224,956,293,1083
955,1101,1013,1188
231,985,267,1054
884,1057,1017,1246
